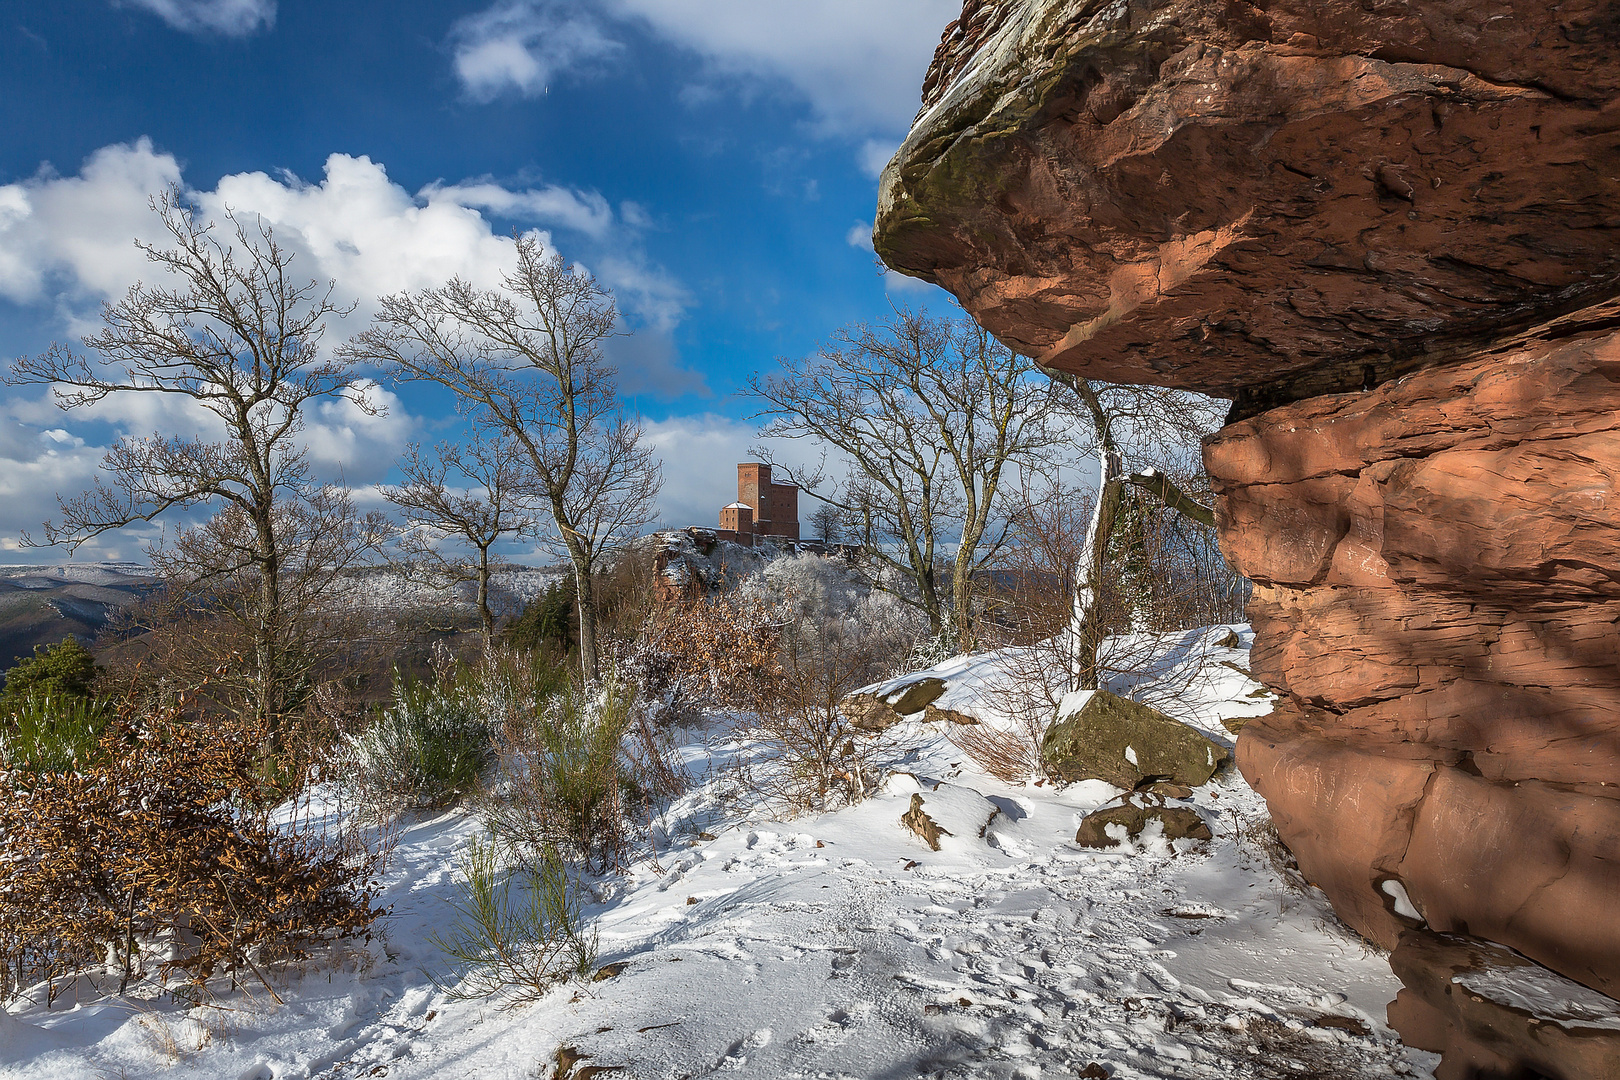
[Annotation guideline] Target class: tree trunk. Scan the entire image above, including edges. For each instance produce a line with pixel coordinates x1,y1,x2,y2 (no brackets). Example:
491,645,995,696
573,559,599,682
951,553,975,653
1070,446,1123,693
255,511,281,739
476,543,494,645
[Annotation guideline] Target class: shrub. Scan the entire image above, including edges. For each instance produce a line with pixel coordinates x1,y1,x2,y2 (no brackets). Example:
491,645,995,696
627,594,783,718
506,578,577,656
348,674,493,814
429,836,597,1003
0,638,98,715
478,676,657,873
735,613,907,814
0,704,384,1005
0,693,112,774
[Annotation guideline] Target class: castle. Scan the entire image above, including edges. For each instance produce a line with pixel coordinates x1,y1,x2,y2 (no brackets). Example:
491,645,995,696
715,463,799,546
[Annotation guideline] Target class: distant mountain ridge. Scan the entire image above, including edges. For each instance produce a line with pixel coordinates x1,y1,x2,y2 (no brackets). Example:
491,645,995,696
0,563,161,679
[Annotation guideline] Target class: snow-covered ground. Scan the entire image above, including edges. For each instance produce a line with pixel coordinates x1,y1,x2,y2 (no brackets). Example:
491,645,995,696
0,627,1439,1080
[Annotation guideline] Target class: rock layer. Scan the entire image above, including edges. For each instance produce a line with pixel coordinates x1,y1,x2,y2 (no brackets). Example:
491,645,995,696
877,0,1620,415
874,0,1620,1071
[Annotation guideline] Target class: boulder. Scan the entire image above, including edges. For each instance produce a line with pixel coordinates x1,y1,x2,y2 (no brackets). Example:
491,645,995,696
1074,795,1212,849
1041,690,1228,789
842,676,947,732
876,0,1620,415
922,702,979,725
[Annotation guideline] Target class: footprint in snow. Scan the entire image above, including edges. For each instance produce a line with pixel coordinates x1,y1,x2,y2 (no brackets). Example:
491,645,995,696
715,1028,772,1070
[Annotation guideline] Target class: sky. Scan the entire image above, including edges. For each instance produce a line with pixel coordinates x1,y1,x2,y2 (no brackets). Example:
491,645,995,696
0,0,961,563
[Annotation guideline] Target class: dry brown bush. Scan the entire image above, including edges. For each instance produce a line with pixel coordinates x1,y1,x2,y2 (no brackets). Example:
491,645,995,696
0,697,385,1006
625,594,783,721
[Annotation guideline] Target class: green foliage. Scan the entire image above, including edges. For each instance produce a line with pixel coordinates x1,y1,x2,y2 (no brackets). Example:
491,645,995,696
0,694,112,774
506,579,576,655
429,835,597,1003
479,674,665,873
0,638,98,714
349,675,493,814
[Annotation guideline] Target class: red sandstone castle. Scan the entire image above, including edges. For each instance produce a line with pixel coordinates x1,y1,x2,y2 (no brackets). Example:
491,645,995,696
715,463,799,546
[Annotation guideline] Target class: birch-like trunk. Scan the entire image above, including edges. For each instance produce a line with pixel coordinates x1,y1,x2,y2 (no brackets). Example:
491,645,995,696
1069,444,1123,693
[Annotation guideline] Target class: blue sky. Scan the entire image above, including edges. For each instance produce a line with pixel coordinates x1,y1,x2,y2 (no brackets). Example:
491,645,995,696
0,0,958,562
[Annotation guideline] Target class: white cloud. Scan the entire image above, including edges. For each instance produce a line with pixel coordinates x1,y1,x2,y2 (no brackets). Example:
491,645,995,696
118,0,275,36
0,139,688,336
604,0,957,137
448,1,956,150
0,140,702,558
424,180,615,239
845,220,874,252
857,137,898,179
450,0,621,101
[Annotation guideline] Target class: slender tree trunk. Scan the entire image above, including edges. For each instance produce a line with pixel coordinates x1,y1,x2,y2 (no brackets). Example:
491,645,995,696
476,543,494,645
951,553,975,652
254,511,281,738
1071,448,1123,692
1067,379,1122,694
572,558,599,682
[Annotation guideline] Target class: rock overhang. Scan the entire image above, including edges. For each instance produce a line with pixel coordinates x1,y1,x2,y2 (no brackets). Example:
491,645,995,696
875,0,1620,413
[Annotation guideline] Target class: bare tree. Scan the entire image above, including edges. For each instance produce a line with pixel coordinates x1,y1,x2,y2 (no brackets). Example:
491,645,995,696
751,309,1062,650
6,191,381,733
810,503,842,545
383,428,536,642
346,235,662,680
1037,371,1225,690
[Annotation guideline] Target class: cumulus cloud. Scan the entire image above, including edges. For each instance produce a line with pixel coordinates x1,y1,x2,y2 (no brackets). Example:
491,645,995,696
0,139,690,339
118,0,276,36
0,140,703,559
604,0,957,136
450,0,621,101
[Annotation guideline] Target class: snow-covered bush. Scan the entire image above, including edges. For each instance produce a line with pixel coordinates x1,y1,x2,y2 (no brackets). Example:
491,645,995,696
429,836,597,1003
0,705,384,1005
348,676,493,814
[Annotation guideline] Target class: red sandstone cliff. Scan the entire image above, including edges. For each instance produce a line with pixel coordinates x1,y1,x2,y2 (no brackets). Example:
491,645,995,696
875,0,1620,1071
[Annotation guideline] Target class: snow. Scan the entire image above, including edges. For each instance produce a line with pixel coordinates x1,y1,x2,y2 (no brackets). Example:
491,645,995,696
1454,948,1620,1033
0,625,1438,1080
1380,879,1424,924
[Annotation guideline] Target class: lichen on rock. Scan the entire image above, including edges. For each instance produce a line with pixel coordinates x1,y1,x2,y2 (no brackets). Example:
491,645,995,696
1041,689,1228,789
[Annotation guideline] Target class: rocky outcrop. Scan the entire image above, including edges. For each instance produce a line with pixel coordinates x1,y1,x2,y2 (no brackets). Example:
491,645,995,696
877,0,1620,416
1073,791,1212,848
875,0,1620,1072
1388,930,1620,1080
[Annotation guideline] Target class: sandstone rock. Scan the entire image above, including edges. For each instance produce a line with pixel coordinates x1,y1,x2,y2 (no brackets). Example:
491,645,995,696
1074,795,1212,849
900,785,1000,851
840,695,903,733
1387,930,1620,1080
842,676,948,732
876,0,1620,414
922,702,979,725
1041,689,1228,789
875,3,1620,1072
